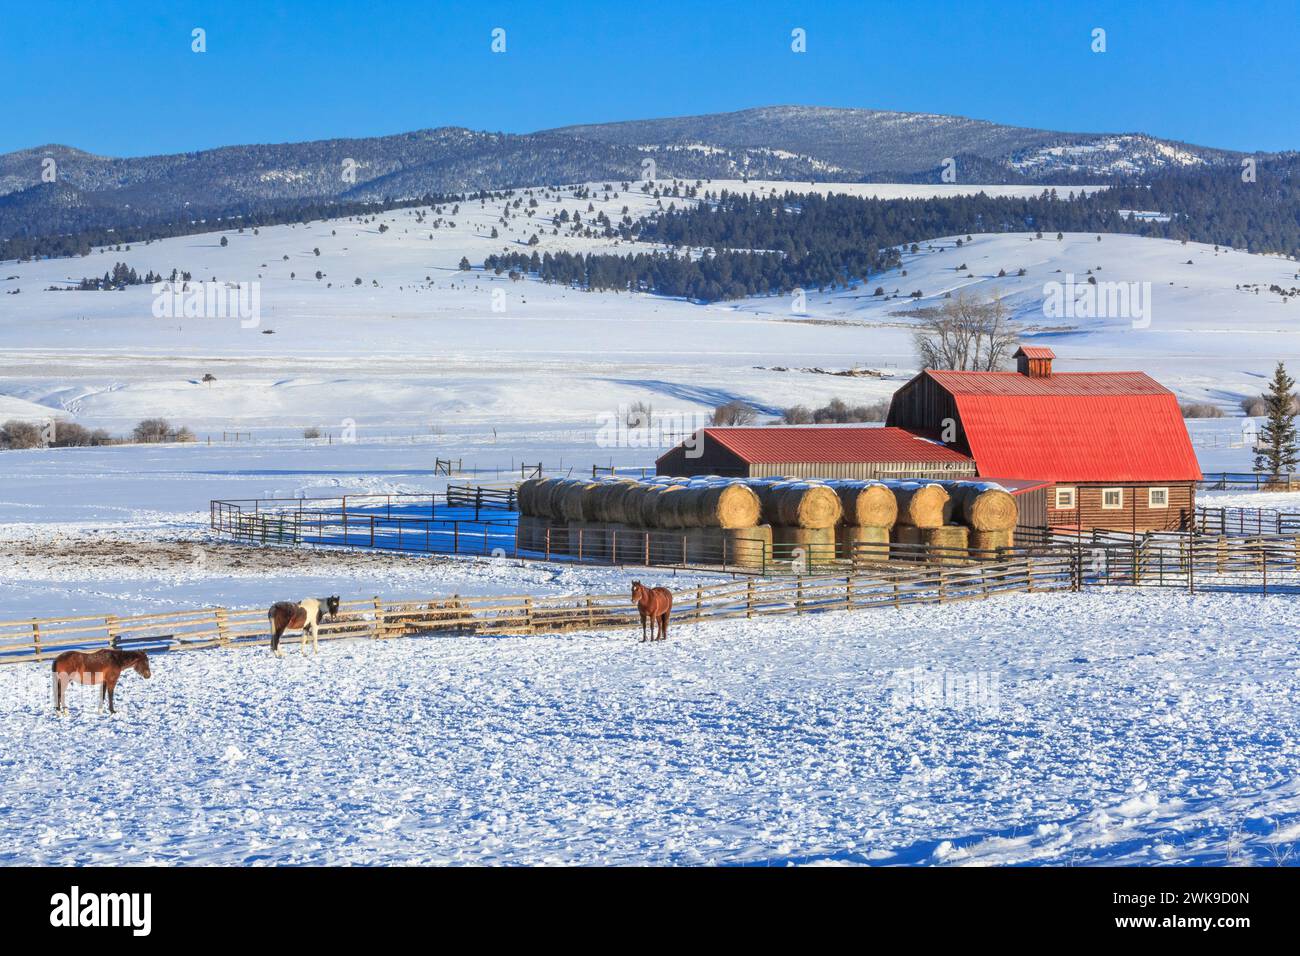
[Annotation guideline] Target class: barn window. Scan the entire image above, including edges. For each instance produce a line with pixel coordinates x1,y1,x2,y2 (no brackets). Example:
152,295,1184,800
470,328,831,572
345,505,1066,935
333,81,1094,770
1102,488,1124,510
1148,487,1169,508
1055,487,1076,509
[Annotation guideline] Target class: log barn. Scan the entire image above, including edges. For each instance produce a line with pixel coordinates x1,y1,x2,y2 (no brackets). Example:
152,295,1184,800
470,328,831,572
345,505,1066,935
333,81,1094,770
655,426,978,480
886,347,1202,531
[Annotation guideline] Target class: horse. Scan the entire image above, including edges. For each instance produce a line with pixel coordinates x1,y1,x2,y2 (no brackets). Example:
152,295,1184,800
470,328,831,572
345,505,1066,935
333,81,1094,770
631,581,673,642
268,596,340,657
52,649,151,715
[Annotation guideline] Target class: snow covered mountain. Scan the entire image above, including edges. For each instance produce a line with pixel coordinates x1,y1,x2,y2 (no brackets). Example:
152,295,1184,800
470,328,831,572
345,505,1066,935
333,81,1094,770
0,106,1252,243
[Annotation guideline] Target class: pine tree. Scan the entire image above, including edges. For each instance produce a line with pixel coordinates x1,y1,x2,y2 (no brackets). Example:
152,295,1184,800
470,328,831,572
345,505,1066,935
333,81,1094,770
1254,362,1299,478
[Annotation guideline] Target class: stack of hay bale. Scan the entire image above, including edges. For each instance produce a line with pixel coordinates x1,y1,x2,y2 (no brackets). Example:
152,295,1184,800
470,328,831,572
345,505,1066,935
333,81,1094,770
748,479,843,566
514,472,1016,567
514,474,769,567
883,479,1017,563
826,480,898,561
937,480,1018,559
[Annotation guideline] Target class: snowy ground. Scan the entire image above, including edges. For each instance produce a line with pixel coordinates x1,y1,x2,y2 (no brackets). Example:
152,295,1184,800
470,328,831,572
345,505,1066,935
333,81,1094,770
2,587,1297,866
3,177,1299,867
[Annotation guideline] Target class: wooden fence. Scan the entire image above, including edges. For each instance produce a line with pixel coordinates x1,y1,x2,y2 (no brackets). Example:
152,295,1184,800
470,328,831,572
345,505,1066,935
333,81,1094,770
0,553,1077,666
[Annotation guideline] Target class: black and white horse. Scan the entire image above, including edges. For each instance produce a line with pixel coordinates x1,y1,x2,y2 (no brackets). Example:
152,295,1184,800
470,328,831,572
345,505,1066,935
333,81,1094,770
268,596,340,656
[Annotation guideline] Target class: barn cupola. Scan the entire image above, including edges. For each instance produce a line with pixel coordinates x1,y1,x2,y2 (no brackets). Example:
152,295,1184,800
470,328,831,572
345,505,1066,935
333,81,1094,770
1014,346,1055,378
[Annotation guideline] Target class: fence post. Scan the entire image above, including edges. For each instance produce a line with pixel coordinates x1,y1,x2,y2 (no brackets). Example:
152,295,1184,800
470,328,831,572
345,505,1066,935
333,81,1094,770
524,596,535,633
106,615,120,649
586,597,594,629
746,579,755,619
372,596,385,639
695,586,702,622
1025,557,1036,593
31,620,42,662
215,608,230,646
796,575,805,614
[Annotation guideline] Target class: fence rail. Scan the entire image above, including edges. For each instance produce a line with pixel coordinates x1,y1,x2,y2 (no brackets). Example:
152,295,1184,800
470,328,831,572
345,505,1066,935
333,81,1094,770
1198,472,1300,491
0,554,1077,666
1195,505,1300,535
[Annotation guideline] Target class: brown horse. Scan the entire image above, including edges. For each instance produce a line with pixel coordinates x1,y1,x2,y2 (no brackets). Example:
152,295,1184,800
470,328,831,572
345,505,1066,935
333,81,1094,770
631,581,672,642
52,649,151,715
268,596,340,657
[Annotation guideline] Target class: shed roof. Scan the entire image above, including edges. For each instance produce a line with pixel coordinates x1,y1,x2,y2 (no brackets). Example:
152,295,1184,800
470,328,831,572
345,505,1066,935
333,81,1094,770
659,426,974,466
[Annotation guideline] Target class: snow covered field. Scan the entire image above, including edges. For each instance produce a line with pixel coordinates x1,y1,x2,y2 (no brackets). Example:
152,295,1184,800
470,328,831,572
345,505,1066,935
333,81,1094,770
2,588,1297,866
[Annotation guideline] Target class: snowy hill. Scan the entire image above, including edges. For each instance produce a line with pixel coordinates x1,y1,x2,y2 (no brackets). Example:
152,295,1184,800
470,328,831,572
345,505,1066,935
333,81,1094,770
0,178,1296,435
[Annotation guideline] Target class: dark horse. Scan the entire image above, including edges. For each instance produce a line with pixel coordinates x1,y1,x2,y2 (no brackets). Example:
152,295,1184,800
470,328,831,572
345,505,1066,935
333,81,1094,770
631,581,673,642
268,596,340,657
52,649,151,714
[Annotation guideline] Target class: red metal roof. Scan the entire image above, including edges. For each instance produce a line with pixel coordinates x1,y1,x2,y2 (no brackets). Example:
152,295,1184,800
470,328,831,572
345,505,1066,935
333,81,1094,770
1013,346,1056,360
671,426,974,465
926,370,1201,482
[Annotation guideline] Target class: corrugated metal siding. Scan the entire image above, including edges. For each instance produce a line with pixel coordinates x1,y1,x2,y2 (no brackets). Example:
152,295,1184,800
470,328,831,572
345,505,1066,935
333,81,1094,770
702,426,974,464
748,460,978,480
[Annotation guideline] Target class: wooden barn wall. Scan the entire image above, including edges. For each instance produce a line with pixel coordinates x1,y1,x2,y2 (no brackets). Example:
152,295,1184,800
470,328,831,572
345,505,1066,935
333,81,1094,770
885,375,969,454
1046,482,1196,532
748,461,978,480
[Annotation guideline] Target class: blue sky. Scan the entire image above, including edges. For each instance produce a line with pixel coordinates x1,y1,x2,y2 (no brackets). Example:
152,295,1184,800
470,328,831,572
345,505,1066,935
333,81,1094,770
2,0,1296,156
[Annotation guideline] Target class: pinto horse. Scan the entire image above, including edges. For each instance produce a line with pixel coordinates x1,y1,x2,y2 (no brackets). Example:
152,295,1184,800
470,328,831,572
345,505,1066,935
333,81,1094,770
631,581,673,642
52,649,151,715
268,596,340,657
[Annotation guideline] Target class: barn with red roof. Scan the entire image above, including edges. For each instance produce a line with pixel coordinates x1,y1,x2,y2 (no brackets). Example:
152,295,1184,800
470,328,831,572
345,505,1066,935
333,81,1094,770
886,347,1201,530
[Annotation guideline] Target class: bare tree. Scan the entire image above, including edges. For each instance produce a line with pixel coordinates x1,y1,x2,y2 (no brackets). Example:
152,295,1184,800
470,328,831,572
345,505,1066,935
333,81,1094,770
911,291,1019,371
710,401,757,426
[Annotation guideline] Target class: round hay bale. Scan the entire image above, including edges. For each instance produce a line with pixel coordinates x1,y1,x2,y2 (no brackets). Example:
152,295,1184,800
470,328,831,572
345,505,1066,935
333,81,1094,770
585,482,618,523
532,477,566,519
637,489,670,528
834,482,898,528
555,481,588,522
950,483,1017,532
767,483,842,529
891,523,926,560
656,485,693,529
621,485,655,527
720,524,773,569
838,524,890,562
771,525,837,566
924,525,970,564
892,483,950,529
970,529,1015,558
607,480,643,524
516,478,539,516
679,483,761,529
